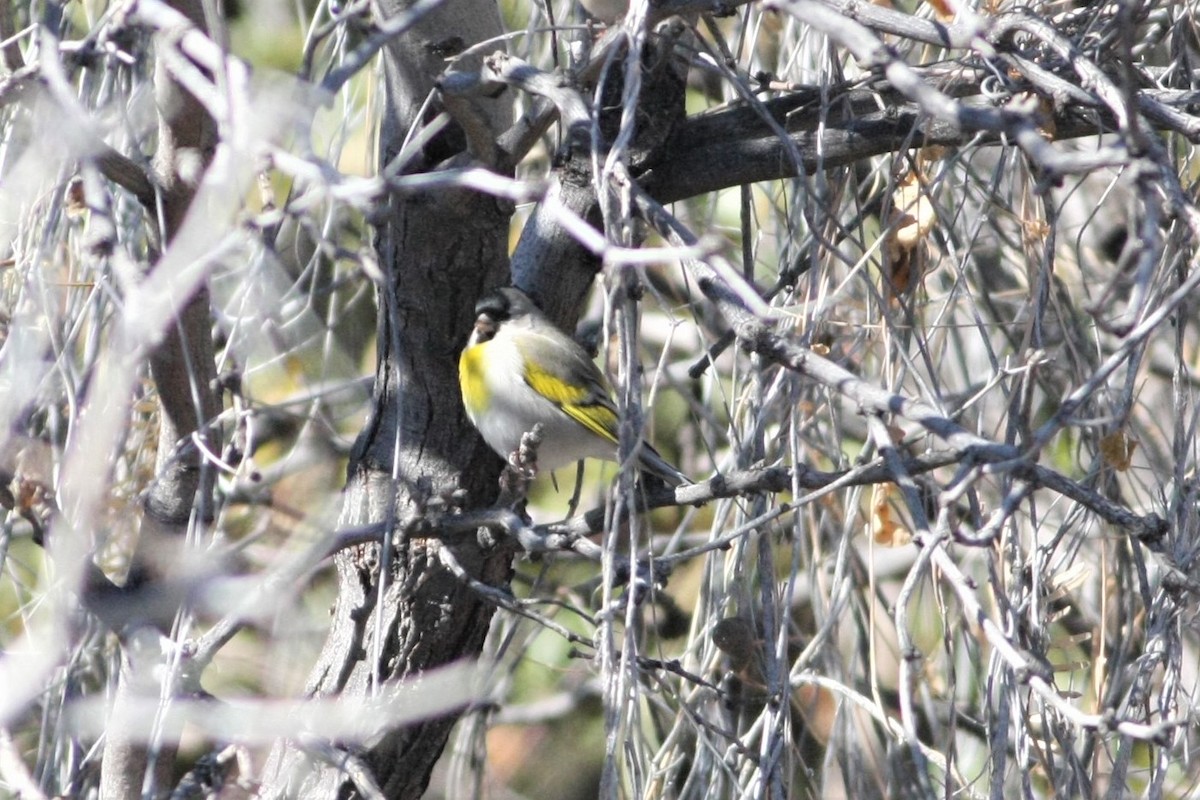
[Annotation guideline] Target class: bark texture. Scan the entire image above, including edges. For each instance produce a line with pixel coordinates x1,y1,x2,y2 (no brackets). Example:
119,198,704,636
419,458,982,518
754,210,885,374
259,0,514,795
261,5,693,797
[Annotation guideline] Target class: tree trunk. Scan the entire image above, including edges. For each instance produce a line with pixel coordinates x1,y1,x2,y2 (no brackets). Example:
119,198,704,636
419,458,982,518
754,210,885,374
259,0,514,796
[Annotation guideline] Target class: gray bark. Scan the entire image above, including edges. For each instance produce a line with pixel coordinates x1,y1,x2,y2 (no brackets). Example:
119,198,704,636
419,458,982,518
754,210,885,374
258,0,515,796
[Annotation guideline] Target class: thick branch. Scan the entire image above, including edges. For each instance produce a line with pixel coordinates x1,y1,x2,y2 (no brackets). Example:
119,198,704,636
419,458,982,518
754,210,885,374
101,1,221,798
258,0,515,796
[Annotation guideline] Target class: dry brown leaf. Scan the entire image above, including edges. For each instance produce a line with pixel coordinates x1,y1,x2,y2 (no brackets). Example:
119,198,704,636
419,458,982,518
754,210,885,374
1035,94,1057,139
919,145,948,164
66,177,87,218
871,484,912,546
886,248,918,299
884,166,937,301
712,617,761,671
925,0,955,21
793,684,836,744
1100,430,1138,471
888,169,936,256
1022,217,1051,247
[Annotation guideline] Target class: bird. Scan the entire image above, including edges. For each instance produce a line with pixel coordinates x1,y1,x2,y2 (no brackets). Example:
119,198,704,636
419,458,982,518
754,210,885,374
458,287,691,487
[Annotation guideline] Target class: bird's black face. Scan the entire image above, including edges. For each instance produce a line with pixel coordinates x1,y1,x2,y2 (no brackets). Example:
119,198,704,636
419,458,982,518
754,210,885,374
470,287,541,345
472,291,512,344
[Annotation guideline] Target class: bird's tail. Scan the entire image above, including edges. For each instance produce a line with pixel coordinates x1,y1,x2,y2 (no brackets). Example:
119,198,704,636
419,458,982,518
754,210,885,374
638,444,692,488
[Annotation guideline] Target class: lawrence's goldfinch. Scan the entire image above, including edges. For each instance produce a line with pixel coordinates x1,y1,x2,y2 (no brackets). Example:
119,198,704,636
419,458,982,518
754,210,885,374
458,287,690,487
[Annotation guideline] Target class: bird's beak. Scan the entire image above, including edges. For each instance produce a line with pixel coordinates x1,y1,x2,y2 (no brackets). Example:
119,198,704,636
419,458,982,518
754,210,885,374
471,314,498,344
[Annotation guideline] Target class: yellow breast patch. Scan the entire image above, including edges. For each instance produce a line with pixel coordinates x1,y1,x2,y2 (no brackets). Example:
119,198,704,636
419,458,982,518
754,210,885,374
459,342,490,414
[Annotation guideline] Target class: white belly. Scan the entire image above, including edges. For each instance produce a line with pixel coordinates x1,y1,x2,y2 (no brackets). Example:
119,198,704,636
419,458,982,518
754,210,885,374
468,339,614,472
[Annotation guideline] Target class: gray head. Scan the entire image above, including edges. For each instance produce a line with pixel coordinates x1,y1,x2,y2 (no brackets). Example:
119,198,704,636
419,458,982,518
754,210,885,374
471,287,545,343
